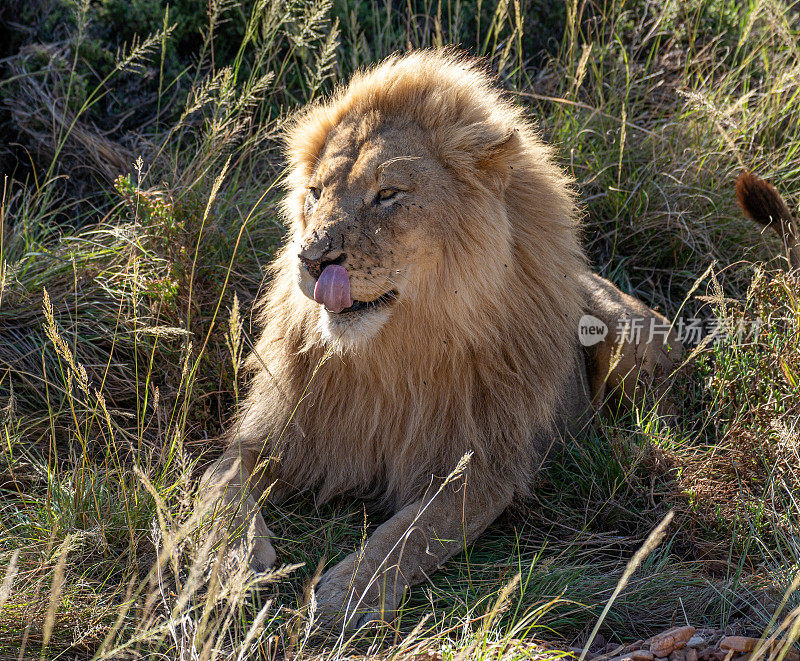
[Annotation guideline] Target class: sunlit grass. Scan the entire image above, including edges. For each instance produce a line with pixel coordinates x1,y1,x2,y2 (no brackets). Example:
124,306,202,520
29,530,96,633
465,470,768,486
0,0,799,658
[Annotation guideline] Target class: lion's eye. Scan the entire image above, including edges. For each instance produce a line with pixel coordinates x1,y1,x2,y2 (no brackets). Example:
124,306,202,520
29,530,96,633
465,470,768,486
376,188,399,203
307,186,321,201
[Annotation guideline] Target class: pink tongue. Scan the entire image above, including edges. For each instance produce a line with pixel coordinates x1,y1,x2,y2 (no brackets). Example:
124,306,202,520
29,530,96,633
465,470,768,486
314,264,353,313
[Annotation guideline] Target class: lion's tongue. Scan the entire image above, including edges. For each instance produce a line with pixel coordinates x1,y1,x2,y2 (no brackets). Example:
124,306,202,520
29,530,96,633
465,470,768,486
314,264,353,313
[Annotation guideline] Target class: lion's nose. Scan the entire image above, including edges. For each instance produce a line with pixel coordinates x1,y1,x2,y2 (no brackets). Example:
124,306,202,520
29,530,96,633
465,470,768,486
298,249,347,280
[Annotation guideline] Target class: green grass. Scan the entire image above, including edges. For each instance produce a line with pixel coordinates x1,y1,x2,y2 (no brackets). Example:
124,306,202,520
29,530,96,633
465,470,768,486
1,0,800,658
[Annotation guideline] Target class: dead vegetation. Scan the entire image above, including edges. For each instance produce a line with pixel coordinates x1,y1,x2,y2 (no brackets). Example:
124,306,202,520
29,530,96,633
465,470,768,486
0,0,799,659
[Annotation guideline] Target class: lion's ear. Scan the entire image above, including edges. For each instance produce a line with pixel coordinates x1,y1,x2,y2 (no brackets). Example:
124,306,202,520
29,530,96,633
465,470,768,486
474,127,518,190
476,127,516,165
441,123,518,189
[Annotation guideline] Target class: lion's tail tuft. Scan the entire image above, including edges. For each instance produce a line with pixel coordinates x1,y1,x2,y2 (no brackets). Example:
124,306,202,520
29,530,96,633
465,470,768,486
736,170,800,271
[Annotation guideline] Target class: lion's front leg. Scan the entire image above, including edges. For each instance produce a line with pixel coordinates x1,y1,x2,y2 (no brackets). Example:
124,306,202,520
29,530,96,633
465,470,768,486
313,477,512,630
196,445,277,577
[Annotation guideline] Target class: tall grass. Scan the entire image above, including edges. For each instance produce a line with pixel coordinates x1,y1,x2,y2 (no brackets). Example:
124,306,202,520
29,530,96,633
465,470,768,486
0,0,799,658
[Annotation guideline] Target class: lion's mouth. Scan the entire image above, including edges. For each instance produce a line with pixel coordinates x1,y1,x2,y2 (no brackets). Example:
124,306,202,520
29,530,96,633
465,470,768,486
310,263,398,315
328,290,398,315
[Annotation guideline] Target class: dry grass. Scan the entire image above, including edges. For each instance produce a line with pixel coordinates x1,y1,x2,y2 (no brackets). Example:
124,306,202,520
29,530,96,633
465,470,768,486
0,0,799,658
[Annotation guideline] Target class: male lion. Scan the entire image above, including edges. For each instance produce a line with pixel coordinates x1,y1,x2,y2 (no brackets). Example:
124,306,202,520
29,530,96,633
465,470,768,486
198,50,682,628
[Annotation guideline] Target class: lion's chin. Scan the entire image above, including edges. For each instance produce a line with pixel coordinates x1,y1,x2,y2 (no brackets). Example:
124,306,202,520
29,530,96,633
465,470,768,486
317,306,392,352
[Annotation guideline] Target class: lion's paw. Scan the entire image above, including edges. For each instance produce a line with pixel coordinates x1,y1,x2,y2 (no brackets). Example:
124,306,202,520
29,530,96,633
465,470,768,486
219,525,277,577
312,553,405,631
199,500,277,586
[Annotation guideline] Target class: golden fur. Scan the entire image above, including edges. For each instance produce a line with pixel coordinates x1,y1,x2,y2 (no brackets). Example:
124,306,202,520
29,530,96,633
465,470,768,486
199,50,683,628
236,50,588,506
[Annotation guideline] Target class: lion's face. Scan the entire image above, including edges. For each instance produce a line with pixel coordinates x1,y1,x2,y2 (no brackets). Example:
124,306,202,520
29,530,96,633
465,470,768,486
293,118,452,348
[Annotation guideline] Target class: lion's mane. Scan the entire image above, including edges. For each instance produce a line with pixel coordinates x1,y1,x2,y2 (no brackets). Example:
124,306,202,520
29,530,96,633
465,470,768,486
235,51,589,509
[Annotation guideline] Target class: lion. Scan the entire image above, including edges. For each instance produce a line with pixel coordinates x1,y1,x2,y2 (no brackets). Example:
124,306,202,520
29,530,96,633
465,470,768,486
197,50,683,629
